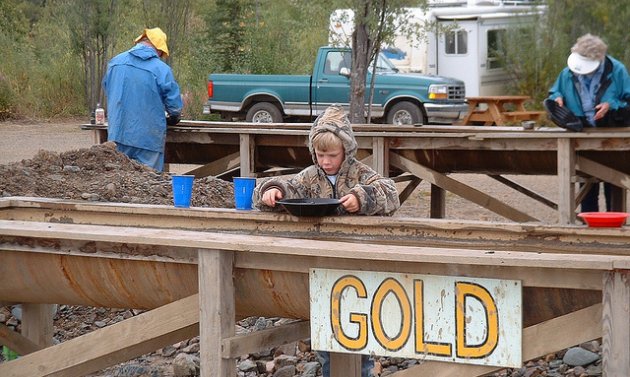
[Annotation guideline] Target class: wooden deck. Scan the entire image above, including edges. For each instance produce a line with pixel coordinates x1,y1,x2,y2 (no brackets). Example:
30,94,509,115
84,121,630,224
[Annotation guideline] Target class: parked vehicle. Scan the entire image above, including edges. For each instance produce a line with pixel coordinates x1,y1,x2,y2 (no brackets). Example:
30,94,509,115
203,46,467,125
330,0,544,96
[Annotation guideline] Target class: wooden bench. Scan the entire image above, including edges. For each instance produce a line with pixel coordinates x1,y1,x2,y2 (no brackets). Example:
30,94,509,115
501,111,546,123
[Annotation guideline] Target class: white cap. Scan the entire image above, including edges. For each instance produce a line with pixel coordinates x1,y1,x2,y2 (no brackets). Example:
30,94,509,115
567,52,600,75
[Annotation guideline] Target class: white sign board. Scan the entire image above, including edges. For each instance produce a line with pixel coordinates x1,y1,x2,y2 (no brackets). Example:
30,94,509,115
310,269,522,367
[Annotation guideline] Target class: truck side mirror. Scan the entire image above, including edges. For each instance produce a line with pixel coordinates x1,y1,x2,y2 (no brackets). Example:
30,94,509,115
339,67,351,77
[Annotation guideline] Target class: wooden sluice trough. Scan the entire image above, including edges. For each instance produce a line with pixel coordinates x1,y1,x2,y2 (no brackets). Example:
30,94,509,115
85,121,630,224
0,197,629,376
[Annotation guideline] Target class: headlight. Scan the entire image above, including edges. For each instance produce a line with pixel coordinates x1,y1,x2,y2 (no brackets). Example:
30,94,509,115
428,84,448,100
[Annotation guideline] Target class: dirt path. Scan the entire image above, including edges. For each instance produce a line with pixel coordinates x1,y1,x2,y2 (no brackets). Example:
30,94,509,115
0,119,94,164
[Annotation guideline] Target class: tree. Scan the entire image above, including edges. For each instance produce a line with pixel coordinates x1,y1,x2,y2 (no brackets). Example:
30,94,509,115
66,0,120,112
340,0,428,123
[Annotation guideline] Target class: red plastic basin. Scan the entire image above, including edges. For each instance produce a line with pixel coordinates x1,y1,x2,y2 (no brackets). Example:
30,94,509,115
577,212,629,228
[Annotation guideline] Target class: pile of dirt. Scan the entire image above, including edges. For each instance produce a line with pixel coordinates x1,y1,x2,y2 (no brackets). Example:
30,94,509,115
0,141,234,208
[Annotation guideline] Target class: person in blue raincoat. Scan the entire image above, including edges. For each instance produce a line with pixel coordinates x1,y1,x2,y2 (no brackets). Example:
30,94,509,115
548,33,630,212
102,27,183,172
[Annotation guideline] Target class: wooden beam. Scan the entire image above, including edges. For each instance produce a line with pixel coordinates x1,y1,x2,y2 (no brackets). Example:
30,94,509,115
488,175,557,209
221,320,309,358
389,153,537,222
199,249,236,377
239,134,255,177
557,139,575,224
577,156,630,190
0,323,41,356
430,184,445,218
392,303,602,377
185,152,239,178
602,271,630,377
331,352,362,377
22,304,55,348
398,177,422,204
373,136,388,177
0,294,199,377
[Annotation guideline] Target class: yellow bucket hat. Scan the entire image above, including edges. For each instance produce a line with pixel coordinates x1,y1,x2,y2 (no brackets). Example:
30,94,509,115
134,27,169,57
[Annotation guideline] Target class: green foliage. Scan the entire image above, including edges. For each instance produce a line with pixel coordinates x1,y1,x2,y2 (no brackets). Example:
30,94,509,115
3,0,630,120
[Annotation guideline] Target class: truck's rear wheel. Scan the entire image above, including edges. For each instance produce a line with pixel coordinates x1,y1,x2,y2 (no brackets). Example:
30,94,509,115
386,102,425,125
245,102,283,123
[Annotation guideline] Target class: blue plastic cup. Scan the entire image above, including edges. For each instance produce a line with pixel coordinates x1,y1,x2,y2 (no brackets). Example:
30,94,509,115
172,175,195,208
233,177,256,210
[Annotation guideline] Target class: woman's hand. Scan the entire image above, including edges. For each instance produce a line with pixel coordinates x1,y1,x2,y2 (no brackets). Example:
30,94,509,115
594,102,610,120
340,193,360,213
554,97,564,107
262,188,283,207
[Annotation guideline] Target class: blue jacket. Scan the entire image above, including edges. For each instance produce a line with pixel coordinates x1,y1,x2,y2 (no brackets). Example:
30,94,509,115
548,55,630,127
103,44,183,152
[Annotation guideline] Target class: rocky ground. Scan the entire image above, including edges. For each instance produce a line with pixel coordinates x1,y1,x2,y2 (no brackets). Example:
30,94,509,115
0,121,603,376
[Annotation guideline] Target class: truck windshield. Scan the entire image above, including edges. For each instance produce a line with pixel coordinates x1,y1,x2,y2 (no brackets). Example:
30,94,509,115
369,53,399,74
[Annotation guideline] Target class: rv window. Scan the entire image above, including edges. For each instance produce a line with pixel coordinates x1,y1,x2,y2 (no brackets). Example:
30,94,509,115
487,29,507,69
445,30,468,55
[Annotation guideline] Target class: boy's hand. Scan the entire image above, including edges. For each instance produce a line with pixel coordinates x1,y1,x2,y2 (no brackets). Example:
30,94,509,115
262,188,283,207
340,194,359,213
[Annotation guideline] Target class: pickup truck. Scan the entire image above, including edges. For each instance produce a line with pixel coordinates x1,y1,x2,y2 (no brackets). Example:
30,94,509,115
203,46,467,125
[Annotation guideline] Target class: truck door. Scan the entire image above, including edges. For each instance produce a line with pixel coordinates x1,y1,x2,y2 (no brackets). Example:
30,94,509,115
312,50,352,115
436,19,480,96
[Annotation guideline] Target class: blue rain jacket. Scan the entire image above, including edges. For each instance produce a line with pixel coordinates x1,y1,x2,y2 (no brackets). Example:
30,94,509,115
103,44,182,152
548,55,630,125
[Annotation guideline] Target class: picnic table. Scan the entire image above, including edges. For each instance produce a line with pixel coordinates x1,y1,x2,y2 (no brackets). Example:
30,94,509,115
461,95,545,126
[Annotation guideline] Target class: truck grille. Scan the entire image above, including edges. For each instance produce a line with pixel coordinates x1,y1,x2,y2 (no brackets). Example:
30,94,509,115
448,85,466,100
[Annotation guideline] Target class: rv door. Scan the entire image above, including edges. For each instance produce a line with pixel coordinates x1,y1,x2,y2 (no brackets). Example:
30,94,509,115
436,19,480,97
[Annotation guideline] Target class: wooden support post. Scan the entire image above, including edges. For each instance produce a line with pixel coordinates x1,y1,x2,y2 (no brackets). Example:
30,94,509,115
430,184,446,218
239,134,255,177
372,137,388,177
199,249,236,377
21,304,56,348
557,138,575,224
330,352,362,377
602,271,630,377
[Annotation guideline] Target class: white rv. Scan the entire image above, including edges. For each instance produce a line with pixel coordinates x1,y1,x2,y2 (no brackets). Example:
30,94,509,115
330,0,544,96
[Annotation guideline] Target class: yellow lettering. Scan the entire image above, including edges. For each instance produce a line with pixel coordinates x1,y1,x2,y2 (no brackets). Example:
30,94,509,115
330,275,368,350
455,282,499,358
371,278,411,351
414,280,452,356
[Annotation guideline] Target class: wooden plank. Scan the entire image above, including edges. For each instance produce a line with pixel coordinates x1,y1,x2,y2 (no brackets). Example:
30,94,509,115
22,304,56,348
398,177,422,204
330,352,362,377
602,271,630,377
0,294,199,377
556,138,575,224
0,323,41,356
239,134,255,177
489,175,557,209
577,155,630,190
185,152,240,178
221,320,309,358
393,303,602,377
0,220,624,271
373,136,388,177
389,152,538,222
199,249,236,377
234,253,603,290
430,184,445,218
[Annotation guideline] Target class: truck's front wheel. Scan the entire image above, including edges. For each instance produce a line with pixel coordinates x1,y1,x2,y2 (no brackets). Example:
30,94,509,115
246,102,283,123
386,102,425,125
